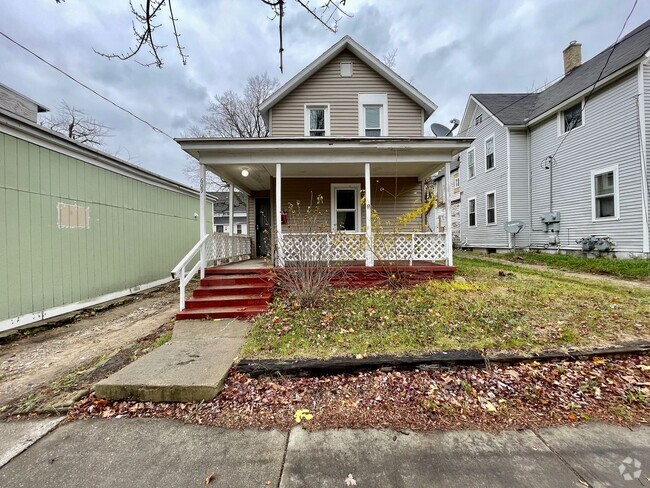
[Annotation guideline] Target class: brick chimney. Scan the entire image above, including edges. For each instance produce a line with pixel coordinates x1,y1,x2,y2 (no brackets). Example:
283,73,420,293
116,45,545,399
563,40,582,75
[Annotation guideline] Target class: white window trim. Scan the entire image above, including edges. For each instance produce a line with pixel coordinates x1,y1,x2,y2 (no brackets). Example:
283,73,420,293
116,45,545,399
467,147,476,180
467,197,477,227
484,134,496,172
591,164,620,222
358,93,388,137
304,104,331,137
485,191,497,226
330,183,361,232
454,176,460,189
557,99,585,136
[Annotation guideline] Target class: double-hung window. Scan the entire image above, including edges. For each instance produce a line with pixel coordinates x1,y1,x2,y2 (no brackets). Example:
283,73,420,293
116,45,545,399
305,105,329,136
485,136,495,171
467,148,475,179
364,106,381,136
468,198,476,227
358,93,387,137
486,192,496,225
591,165,619,220
331,184,360,231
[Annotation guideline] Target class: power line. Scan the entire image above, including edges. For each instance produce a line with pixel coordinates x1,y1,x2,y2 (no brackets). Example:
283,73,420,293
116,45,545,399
0,30,174,141
550,0,639,160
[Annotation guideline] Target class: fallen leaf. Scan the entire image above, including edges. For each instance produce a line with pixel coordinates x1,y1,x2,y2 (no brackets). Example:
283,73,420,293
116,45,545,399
345,474,357,486
205,473,215,484
294,409,314,423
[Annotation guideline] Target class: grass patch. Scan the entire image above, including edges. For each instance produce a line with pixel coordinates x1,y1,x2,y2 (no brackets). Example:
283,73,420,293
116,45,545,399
153,331,173,348
472,251,650,281
242,257,650,359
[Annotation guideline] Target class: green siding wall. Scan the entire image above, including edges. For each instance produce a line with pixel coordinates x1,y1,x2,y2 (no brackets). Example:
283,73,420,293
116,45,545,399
0,132,211,322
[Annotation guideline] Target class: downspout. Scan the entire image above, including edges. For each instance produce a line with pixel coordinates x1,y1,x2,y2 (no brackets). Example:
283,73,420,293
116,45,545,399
527,127,533,249
506,127,512,249
638,59,650,255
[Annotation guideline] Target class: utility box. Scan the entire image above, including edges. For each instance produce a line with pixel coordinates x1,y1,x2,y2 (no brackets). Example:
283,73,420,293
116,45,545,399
541,211,561,233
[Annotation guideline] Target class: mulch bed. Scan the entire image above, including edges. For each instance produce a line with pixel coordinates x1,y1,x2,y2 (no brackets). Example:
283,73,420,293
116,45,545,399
69,355,649,431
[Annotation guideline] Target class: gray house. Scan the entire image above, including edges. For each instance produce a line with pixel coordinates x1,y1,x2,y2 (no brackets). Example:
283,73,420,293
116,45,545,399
428,159,461,242
457,19,650,258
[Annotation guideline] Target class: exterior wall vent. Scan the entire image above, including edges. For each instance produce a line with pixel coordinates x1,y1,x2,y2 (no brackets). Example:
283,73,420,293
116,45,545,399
340,62,353,77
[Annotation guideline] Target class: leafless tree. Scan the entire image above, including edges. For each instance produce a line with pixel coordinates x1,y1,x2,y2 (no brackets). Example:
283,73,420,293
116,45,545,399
41,101,111,148
383,49,397,69
56,0,351,71
182,73,279,190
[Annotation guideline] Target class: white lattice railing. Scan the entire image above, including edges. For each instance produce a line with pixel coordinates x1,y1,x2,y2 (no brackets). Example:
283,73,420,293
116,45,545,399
171,232,252,310
281,232,447,265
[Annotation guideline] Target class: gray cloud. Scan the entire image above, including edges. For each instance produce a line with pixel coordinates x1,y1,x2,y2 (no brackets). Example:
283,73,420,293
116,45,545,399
1,0,649,184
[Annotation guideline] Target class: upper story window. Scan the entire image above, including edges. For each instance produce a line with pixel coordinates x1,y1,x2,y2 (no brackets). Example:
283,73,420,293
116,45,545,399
475,114,482,126
358,93,388,137
454,176,460,188
485,135,495,171
561,101,583,133
467,148,475,179
591,165,619,220
304,104,330,136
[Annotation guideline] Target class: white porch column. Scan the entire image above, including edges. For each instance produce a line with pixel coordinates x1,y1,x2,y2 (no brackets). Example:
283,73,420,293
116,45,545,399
445,161,453,266
199,163,207,278
364,163,373,266
275,163,284,267
228,183,235,236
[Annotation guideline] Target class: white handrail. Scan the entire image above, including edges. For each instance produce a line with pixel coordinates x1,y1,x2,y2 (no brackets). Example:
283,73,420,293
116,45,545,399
171,233,211,279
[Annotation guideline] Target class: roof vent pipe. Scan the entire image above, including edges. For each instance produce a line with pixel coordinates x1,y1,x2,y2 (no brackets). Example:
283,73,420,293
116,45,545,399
563,40,582,75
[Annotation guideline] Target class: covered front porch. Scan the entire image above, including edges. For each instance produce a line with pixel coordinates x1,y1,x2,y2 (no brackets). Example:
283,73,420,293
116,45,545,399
172,137,471,312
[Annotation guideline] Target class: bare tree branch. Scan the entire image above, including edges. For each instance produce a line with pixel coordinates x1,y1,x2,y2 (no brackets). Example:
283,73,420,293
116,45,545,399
383,49,397,69
40,101,112,148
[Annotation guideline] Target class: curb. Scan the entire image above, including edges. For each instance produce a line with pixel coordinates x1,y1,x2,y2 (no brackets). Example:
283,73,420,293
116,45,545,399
237,340,650,377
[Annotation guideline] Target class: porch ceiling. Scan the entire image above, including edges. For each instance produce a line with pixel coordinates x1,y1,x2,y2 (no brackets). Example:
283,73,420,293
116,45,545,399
176,136,473,193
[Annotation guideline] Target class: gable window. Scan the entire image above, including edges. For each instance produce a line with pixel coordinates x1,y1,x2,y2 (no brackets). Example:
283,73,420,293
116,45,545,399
304,105,330,136
591,165,619,220
331,184,360,231
468,198,476,227
475,114,482,126
561,101,583,133
486,192,496,225
485,136,495,171
358,93,388,136
467,148,475,179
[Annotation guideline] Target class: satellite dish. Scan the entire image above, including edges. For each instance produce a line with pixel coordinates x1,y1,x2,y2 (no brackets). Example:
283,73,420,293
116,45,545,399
504,220,526,235
430,123,452,137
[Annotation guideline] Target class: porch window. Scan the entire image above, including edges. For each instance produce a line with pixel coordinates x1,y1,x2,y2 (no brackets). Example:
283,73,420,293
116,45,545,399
364,106,381,136
331,184,360,231
485,135,495,171
591,165,619,220
467,148,475,179
486,191,496,225
305,105,329,136
468,198,476,227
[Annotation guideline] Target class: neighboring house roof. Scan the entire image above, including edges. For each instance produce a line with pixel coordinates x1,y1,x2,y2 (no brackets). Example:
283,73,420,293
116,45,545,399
468,18,650,127
259,36,438,125
208,191,247,214
0,82,50,114
431,160,460,182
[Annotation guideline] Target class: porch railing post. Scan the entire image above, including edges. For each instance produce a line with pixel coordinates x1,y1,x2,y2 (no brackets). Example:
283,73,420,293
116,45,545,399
199,163,207,278
445,161,453,266
364,163,374,266
275,163,284,267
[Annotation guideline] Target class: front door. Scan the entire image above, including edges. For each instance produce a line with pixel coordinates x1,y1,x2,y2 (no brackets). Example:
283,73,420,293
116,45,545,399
255,198,271,257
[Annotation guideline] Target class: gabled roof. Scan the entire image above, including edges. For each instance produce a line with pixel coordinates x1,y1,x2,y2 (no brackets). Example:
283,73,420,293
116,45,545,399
466,18,650,127
259,36,438,124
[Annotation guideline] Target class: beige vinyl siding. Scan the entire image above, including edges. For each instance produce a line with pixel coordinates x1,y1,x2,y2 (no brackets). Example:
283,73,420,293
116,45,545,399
271,177,423,232
270,50,424,137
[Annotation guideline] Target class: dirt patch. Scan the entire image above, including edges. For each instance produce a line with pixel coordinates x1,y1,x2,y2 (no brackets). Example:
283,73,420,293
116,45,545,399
0,282,181,411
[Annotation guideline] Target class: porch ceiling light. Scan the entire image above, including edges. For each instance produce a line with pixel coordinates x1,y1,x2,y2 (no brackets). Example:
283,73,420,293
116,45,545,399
241,168,249,177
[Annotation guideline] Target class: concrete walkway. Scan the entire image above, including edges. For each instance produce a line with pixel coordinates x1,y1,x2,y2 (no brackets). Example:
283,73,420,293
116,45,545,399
0,419,648,487
94,319,250,402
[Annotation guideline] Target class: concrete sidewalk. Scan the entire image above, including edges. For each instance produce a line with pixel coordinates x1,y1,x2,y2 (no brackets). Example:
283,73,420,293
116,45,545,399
0,418,648,487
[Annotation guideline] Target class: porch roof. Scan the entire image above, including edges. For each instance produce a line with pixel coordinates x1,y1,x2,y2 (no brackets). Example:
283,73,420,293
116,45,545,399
176,136,473,193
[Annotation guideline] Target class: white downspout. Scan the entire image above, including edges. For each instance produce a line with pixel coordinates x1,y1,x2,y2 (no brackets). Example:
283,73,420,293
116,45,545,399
638,61,650,255
445,161,453,266
365,163,373,266
275,163,284,267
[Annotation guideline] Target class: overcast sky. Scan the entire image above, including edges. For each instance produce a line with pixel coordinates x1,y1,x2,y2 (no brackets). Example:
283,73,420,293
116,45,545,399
2,0,649,188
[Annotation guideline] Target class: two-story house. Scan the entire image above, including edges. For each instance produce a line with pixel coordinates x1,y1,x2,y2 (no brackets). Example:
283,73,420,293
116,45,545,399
176,36,471,274
457,19,650,258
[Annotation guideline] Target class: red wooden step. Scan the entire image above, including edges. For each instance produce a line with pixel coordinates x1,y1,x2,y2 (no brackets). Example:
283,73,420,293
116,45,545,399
184,294,272,309
176,305,268,320
205,267,273,276
200,274,275,286
193,283,274,297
